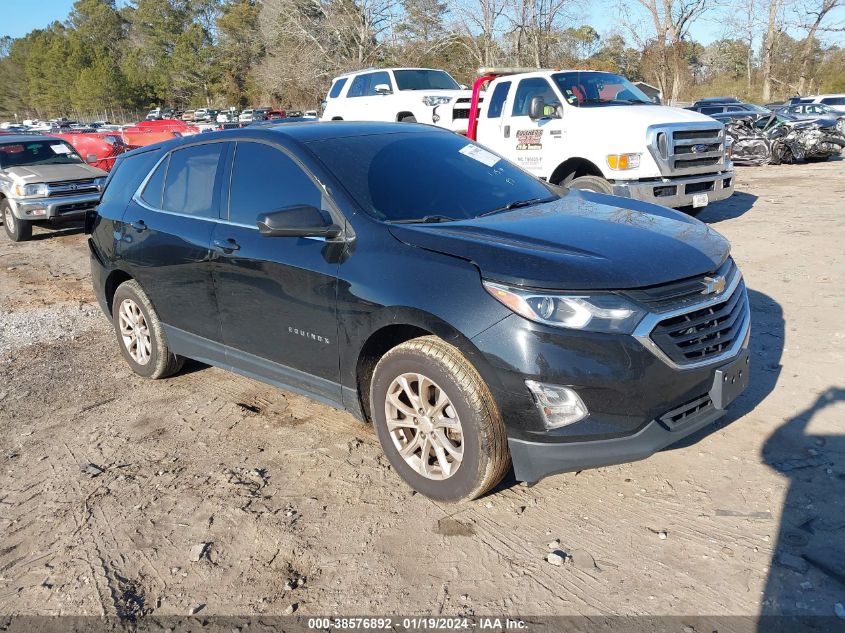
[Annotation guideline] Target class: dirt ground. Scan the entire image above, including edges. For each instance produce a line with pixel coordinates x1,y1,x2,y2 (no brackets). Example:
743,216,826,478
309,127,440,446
1,161,844,621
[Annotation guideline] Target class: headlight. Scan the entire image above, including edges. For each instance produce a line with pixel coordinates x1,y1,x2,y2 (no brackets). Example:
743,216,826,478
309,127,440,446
606,153,641,170
13,183,49,198
422,96,453,107
483,281,646,333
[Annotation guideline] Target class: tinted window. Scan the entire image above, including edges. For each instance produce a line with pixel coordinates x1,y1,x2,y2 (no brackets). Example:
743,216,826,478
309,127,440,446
700,106,721,114
347,74,368,98
512,78,559,116
329,78,347,98
104,149,160,206
162,143,224,217
393,70,460,91
228,142,322,226
821,97,845,105
486,81,511,118
307,131,555,222
364,71,391,96
141,155,168,208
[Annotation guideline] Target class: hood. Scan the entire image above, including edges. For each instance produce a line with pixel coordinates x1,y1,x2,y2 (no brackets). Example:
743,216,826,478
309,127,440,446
388,191,729,290
5,163,107,183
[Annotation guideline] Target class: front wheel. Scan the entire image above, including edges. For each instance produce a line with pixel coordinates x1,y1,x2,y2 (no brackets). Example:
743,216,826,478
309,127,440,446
370,336,510,502
567,175,614,194
2,200,32,242
112,280,184,379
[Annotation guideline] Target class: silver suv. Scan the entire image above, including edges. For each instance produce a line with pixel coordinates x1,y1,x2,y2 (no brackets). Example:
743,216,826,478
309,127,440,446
0,135,107,242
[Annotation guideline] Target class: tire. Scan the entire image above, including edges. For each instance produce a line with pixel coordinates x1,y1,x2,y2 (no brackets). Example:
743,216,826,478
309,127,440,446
677,205,706,217
112,280,184,379
400,114,417,123
2,199,33,242
369,336,510,502
567,175,614,194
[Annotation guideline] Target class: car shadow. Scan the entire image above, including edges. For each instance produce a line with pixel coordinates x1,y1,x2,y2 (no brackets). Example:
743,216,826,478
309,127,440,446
29,223,86,241
698,190,758,223
759,387,845,629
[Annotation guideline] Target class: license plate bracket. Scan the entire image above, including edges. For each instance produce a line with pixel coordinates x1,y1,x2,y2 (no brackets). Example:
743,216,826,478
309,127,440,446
693,193,709,208
710,350,750,409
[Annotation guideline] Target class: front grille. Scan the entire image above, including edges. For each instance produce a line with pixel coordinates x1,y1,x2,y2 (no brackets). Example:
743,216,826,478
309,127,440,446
625,258,736,312
659,394,714,430
649,278,748,365
685,180,714,194
649,125,726,176
455,97,483,105
48,179,99,197
56,201,97,215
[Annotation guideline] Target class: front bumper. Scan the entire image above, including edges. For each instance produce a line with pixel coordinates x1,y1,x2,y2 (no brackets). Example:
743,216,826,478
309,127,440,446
612,170,734,209
9,193,100,221
471,294,750,482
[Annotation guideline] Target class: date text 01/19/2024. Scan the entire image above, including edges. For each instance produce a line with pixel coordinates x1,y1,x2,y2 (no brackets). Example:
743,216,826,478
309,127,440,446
305,618,527,630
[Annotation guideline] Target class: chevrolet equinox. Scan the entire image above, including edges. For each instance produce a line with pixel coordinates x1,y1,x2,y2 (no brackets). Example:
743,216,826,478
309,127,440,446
88,122,750,501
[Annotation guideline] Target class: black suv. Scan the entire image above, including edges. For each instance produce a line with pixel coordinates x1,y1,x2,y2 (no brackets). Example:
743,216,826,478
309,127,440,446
88,122,750,501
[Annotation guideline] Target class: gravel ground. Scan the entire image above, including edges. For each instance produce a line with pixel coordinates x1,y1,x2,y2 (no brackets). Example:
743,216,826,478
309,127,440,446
0,161,844,621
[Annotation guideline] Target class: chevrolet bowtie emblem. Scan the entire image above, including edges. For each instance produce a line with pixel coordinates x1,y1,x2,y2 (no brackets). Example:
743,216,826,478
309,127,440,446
701,275,726,295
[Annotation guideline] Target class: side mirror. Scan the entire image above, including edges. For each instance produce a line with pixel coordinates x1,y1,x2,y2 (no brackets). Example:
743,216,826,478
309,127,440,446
529,96,546,120
374,84,392,95
257,205,342,239
86,153,98,163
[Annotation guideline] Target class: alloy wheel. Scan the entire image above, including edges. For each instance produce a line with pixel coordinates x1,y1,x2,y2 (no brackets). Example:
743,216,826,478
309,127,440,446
3,206,14,231
384,373,464,480
118,299,152,365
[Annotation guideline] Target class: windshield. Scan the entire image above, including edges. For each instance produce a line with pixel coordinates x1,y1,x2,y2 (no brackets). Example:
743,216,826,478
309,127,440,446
393,70,461,91
551,71,652,106
306,131,556,222
0,140,84,168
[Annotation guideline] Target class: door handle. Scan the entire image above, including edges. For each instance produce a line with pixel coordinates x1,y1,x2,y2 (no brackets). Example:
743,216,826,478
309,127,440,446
213,238,240,254
130,220,147,232
504,125,510,138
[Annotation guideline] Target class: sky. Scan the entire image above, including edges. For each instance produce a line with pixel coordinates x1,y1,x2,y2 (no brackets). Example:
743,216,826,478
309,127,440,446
1,0,843,48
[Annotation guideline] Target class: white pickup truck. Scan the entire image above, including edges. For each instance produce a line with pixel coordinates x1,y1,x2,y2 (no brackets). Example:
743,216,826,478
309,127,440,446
321,67,479,134
467,69,734,212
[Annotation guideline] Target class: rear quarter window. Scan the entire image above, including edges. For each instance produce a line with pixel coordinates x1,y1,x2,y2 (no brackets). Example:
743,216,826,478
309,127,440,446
100,150,162,209
329,78,347,99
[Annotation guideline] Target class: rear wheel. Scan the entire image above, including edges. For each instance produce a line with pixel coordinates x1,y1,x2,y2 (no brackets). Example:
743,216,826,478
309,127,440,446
399,114,417,123
112,280,184,379
567,175,614,194
370,336,510,502
2,200,32,242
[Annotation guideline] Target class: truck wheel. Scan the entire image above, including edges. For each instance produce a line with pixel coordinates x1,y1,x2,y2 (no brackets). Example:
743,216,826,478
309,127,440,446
567,175,614,194
112,280,184,379
2,200,32,242
369,336,510,502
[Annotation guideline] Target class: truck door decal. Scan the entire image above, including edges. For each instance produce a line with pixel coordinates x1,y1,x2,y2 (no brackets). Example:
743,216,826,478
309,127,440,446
516,129,543,150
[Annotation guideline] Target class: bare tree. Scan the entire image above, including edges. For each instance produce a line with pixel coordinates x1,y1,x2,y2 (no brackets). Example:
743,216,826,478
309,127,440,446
448,0,508,66
760,0,784,100
620,0,711,103
794,0,844,93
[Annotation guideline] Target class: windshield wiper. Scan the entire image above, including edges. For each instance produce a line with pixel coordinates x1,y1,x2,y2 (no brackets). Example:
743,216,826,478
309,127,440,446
388,214,460,224
478,196,557,217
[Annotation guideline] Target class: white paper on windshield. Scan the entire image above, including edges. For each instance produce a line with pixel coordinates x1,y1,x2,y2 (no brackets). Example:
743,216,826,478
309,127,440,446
459,144,500,167
51,144,71,154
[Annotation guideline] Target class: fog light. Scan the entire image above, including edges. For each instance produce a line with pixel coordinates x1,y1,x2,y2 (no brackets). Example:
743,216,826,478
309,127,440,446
25,207,47,217
525,381,588,429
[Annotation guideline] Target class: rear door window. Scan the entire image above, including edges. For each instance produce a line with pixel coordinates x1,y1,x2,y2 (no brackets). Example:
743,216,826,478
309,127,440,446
329,78,347,98
161,143,225,218
347,74,368,98
486,81,511,118
227,141,322,226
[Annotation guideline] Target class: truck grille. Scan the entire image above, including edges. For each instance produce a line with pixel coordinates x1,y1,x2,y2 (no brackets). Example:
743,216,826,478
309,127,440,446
48,179,99,197
649,277,748,365
648,124,725,176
